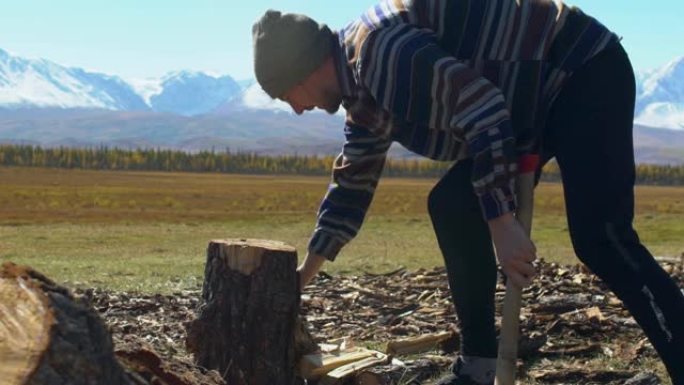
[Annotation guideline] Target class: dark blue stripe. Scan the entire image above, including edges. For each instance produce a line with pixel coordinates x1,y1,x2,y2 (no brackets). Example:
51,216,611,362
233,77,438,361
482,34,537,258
431,130,447,159
374,25,413,110
458,0,486,58
482,0,504,57
319,200,367,225
389,28,430,116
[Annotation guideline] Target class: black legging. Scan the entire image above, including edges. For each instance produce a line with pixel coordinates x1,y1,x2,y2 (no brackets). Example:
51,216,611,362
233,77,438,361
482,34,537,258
428,42,684,383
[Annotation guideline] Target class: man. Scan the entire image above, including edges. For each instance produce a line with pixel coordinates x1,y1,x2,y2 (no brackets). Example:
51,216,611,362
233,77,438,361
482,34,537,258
252,1,684,384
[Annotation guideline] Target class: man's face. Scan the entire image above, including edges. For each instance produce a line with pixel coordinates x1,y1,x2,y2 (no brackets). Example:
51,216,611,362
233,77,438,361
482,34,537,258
280,75,341,115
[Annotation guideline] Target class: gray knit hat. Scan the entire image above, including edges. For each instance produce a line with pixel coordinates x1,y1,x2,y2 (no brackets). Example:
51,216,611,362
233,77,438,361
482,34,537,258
252,10,333,99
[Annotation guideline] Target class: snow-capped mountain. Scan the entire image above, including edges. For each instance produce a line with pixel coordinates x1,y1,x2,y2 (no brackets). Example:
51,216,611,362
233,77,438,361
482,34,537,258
0,46,683,163
0,48,241,116
214,82,293,114
635,56,684,130
0,48,147,111
236,78,256,90
214,83,348,119
145,71,240,116
2,46,684,129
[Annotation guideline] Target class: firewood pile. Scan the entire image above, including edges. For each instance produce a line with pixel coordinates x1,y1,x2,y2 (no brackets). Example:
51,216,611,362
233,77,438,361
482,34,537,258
75,256,682,385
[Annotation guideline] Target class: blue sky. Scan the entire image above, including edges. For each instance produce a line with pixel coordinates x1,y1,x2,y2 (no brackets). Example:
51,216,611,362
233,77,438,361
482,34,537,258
1,0,682,80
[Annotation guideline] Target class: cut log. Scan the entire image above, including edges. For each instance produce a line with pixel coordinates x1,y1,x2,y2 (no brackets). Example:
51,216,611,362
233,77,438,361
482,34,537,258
0,262,132,385
186,239,300,385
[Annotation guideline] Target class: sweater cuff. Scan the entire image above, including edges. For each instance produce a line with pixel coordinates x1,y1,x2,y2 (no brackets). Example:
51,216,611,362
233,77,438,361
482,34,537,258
477,179,517,220
307,230,346,262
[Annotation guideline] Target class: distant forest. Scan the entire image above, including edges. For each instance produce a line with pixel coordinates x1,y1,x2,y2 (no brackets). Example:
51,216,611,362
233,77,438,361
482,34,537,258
1,145,682,185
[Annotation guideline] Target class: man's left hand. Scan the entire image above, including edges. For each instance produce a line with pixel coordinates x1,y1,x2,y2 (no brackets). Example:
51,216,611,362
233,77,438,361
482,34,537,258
297,252,327,291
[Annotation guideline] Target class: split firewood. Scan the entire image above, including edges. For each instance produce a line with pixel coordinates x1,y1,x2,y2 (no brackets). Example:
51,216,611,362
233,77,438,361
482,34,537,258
384,331,456,356
319,352,390,385
319,337,355,353
186,239,300,385
0,262,133,385
298,347,380,379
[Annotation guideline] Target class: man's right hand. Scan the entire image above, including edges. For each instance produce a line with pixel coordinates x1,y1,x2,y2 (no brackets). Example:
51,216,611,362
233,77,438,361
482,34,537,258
488,212,537,288
297,253,327,291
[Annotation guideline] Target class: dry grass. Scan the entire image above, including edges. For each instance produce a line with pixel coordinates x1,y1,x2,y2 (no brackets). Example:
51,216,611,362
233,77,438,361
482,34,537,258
0,166,682,292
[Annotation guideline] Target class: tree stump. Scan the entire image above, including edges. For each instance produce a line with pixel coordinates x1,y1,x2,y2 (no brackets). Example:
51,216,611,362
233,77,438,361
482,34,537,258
0,262,132,385
186,239,300,385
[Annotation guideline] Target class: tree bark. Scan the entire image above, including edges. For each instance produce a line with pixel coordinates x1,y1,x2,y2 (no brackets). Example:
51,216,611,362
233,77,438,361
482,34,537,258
115,336,225,385
0,262,132,385
186,239,300,385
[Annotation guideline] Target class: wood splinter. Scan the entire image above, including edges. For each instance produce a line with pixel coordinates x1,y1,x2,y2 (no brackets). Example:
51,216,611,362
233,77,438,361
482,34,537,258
385,331,456,356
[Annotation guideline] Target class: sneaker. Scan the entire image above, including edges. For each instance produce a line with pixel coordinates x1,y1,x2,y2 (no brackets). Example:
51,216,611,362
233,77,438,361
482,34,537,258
433,373,484,385
433,357,494,385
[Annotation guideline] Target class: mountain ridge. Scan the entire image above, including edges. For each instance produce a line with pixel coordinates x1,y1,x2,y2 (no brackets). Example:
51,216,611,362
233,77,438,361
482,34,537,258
1,107,682,164
0,47,683,164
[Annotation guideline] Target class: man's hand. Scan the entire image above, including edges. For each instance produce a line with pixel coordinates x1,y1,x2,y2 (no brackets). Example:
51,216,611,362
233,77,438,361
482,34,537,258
297,253,327,291
488,212,537,288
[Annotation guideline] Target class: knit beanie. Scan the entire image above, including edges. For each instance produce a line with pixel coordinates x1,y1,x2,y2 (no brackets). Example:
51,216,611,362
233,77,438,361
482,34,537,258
252,10,333,99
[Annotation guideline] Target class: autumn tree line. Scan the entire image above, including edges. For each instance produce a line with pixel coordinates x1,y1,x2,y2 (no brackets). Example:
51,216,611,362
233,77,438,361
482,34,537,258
1,144,682,185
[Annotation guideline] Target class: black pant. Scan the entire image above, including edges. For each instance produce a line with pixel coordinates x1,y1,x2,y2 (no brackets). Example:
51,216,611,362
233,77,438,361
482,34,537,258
428,42,684,384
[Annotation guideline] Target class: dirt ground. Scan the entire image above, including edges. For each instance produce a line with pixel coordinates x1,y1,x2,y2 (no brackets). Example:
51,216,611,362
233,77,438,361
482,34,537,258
80,258,683,384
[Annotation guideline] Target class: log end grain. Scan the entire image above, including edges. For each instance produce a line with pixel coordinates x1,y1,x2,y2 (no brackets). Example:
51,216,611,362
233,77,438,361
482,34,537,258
211,238,296,275
0,262,132,385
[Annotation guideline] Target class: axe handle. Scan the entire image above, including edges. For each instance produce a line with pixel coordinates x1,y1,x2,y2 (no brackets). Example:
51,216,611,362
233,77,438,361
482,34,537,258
495,155,537,385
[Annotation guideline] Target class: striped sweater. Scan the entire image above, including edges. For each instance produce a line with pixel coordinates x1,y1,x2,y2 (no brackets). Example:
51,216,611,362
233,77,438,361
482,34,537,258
308,0,619,261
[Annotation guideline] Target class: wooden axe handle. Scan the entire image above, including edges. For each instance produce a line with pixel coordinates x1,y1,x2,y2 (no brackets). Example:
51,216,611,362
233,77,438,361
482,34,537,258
494,155,538,385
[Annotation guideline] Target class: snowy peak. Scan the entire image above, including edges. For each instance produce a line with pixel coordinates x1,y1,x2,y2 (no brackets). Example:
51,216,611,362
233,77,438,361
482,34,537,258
148,71,241,116
216,83,293,114
0,49,147,110
213,82,347,118
636,56,684,129
0,48,241,116
1,45,683,128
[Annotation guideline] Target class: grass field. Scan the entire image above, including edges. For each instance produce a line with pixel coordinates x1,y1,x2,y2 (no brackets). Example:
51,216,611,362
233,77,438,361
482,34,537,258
1,166,682,292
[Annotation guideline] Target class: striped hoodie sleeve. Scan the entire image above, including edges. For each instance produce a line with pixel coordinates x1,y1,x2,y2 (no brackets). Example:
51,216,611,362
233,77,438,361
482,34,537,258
308,122,391,261
359,24,518,220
